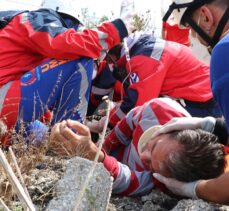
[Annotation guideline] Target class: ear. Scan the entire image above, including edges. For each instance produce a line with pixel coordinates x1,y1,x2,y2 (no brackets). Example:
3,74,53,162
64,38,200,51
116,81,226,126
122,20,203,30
200,6,214,31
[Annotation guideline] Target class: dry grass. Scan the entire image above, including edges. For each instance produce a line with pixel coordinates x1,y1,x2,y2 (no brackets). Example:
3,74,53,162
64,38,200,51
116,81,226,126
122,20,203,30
0,66,109,209
0,132,50,206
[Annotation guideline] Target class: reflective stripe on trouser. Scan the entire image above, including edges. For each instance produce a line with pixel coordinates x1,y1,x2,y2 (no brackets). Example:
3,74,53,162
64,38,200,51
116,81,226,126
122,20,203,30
18,58,93,128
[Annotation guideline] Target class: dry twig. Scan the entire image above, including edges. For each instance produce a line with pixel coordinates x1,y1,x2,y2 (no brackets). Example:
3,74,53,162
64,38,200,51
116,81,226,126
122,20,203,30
73,96,111,211
0,148,36,211
0,198,10,211
9,147,33,204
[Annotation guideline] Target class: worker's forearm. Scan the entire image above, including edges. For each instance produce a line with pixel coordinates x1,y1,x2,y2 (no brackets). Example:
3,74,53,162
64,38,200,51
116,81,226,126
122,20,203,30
196,172,229,205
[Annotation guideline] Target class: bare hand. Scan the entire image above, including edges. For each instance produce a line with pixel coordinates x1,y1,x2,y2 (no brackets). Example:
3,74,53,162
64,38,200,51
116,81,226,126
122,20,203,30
49,120,104,161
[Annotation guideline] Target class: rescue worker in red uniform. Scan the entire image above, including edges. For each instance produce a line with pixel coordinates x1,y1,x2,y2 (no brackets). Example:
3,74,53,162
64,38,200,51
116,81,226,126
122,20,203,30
87,31,222,132
0,0,131,145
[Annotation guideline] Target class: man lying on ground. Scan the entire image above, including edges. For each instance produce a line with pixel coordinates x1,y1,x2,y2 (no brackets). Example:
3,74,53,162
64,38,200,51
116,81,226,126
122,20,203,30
49,98,226,196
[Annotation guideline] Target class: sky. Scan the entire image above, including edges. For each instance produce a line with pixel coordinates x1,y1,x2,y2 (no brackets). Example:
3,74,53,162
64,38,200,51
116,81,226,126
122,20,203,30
0,0,165,16
0,0,170,35
0,0,166,21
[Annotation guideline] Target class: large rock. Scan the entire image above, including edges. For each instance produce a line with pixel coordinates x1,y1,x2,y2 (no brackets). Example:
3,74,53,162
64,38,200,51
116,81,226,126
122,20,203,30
46,157,112,211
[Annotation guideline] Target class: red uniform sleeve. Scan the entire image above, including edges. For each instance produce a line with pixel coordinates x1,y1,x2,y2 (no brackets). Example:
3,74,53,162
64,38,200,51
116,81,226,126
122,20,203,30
103,152,154,196
103,104,143,152
108,55,167,126
14,11,127,60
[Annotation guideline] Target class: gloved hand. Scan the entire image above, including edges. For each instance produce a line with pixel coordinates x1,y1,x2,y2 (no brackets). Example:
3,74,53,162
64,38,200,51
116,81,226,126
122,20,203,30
153,173,201,199
151,116,216,139
85,116,106,133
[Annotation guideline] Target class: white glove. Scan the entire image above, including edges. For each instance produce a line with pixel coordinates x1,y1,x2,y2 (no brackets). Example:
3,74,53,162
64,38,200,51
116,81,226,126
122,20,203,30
153,173,200,199
151,116,216,139
85,116,106,133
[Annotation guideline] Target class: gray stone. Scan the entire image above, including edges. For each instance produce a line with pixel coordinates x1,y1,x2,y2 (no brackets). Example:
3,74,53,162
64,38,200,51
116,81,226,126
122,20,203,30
46,157,112,211
172,199,229,211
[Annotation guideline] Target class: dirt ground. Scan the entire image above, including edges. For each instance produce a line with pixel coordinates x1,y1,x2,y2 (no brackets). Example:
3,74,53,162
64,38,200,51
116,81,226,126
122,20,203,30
1,151,229,211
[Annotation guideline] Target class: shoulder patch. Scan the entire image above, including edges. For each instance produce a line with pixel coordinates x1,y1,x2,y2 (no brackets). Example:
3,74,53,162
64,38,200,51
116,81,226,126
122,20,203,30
130,73,139,84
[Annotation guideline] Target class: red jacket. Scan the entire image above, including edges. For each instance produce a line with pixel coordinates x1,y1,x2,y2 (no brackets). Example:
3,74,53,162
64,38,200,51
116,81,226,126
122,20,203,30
0,9,127,129
0,9,127,86
109,32,212,126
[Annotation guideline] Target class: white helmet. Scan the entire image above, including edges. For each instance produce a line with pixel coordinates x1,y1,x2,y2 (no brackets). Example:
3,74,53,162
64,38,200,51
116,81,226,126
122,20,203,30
41,0,82,24
163,0,229,49
163,0,209,27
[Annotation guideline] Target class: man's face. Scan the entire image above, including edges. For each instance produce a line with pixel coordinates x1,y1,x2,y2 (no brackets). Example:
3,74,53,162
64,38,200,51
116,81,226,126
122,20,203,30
139,134,181,177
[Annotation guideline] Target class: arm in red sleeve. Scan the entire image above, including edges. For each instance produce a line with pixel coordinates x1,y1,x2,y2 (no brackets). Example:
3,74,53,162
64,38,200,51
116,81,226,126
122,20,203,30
14,10,128,60
103,104,136,152
103,103,145,152
103,151,154,196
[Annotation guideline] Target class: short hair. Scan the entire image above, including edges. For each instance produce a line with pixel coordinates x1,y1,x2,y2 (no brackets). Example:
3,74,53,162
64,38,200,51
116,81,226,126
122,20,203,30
163,129,225,182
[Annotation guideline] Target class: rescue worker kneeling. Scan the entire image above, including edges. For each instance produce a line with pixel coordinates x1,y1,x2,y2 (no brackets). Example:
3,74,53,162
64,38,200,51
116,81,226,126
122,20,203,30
89,31,221,132
0,0,132,145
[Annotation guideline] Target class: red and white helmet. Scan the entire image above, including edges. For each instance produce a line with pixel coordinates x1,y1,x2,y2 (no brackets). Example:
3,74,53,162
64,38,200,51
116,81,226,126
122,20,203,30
42,0,83,24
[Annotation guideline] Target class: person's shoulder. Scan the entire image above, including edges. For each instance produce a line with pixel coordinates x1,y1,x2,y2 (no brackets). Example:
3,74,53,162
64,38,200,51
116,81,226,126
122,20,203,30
213,33,229,54
211,34,229,65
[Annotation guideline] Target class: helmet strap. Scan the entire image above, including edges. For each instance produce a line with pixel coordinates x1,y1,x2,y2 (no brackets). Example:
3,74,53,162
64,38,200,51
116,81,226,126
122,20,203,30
163,2,193,22
185,15,213,45
212,6,229,45
185,6,229,49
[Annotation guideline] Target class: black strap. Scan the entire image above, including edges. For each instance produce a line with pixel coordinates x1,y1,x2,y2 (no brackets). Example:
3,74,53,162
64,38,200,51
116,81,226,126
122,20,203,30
212,6,229,47
163,2,193,22
162,0,211,22
185,15,214,46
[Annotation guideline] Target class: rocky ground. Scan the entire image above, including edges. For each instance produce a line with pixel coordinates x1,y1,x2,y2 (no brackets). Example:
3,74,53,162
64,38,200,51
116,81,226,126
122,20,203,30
1,154,229,211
